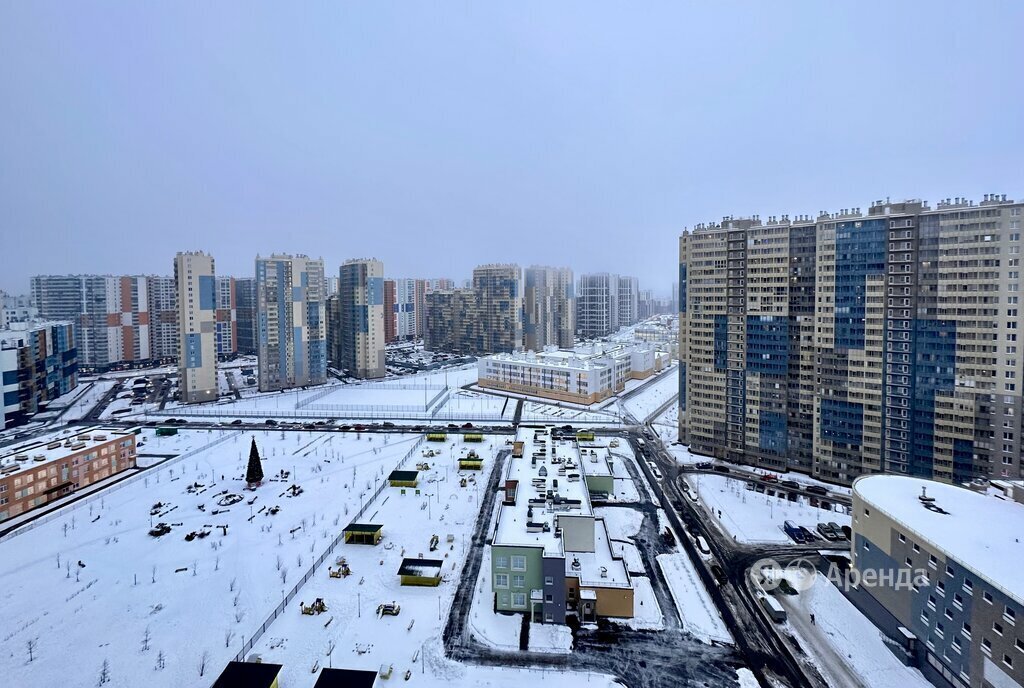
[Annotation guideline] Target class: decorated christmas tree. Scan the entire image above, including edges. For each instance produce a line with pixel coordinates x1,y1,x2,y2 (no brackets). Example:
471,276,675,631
245,437,264,487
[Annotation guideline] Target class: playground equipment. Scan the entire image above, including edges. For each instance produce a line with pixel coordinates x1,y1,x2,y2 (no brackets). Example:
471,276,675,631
329,557,352,578
416,462,431,471
421,449,437,458
428,534,440,552
301,598,328,615
377,602,401,617
459,477,467,488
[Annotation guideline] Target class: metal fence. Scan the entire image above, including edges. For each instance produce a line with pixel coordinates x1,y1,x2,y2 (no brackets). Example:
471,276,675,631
0,430,240,544
234,434,426,661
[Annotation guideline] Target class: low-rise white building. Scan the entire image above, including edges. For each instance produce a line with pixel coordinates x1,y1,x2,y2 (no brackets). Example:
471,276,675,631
478,342,667,404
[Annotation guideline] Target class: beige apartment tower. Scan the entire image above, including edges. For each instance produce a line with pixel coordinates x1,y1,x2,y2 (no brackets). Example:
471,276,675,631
174,251,218,404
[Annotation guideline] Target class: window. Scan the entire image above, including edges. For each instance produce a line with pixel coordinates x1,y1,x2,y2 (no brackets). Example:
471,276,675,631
544,576,554,586
945,565,955,578
944,608,954,621
913,543,921,553
994,621,1004,636
1004,654,1014,670
512,593,526,608
953,594,964,610
898,533,906,543
937,581,946,596
985,591,994,604
511,556,526,571
952,636,962,653
982,638,992,656
928,595,937,611
928,554,937,569
1006,607,1017,625
1016,638,1024,653
512,575,525,589
962,622,972,639
495,574,509,588
495,556,508,570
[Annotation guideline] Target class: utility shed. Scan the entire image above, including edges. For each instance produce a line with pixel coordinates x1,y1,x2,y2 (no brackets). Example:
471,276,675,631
343,523,383,545
426,432,447,442
211,661,283,688
313,667,378,688
463,433,483,442
388,470,419,487
398,557,443,586
459,452,484,470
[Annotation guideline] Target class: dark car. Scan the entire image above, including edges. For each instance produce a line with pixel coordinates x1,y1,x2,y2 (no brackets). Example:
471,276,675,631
264,419,278,426
712,465,730,474
461,422,473,429
804,485,828,496
383,422,396,428
447,423,458,429
780,480,801,490
231,419,243,425
696,462,714,470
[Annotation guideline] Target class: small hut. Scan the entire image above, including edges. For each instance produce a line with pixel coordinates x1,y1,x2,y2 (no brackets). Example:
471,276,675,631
388,470,419,488
212,661,283,688
398,558,443,587
343,523,383,545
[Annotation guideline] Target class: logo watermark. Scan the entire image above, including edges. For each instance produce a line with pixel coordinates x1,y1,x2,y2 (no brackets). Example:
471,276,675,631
751,558,930,593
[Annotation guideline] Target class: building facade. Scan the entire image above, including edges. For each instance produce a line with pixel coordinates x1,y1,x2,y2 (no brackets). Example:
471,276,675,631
383,279,397,343
234,277,257,355
146,276,178,361
338,259,385,379
1,322,77,429
617,275,639,327
255,254,327,391
523,266,575,351
473,264,522,354
678,194,1024,485
393,278,424,341
478,343,665,405
214,276,238,357
851,475,1024,688
175,252,218,404
31,275,151,370
577,273,619,338
424,289,480,355
0,426,137,523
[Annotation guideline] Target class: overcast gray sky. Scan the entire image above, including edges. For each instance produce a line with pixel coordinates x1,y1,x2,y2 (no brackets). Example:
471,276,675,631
2,2,1022,295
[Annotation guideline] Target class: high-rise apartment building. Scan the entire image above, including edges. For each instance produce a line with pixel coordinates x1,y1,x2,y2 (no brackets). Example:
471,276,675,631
214,276,238,357
174,252,218,404
425,278,455,293
255,255,327,391
325,294,341,366
383,279,397,343
424,289,480,355
617,275,639,327
523,266,575,351
31,275,150,369
338,259,385,379
473,264,523,354
577,273,619,338
679,194,1024,485
393,278,425,341
146,276,178,360
234,277,257,355
1,321,77,428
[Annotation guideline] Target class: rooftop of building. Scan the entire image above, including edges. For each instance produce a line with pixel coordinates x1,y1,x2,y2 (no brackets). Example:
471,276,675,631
577,444,613,477
493,427,593,556
853,475,1024,606
566,518,630,589
1,320,73,344
482,342,655,370
0,426,137,477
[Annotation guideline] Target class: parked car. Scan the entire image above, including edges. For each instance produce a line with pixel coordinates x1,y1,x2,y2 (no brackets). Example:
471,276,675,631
783,520,806,543
804,485,828,496
828,522,847,540
696,462,714,470
759,474,779,483
264,419,278,426
817,523,839,541
712,465,730,474
780,480,801,490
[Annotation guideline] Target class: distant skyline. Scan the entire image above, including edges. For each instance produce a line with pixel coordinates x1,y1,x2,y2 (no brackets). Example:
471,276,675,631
2,2,1022,294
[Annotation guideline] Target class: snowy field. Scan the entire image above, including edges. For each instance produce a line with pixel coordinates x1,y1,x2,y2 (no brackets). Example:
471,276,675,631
778,573,931,688
620,366,678,422
689,475,850,544
656,553,732,644
248,433,506,686
0,428,437,688
53,380,117,422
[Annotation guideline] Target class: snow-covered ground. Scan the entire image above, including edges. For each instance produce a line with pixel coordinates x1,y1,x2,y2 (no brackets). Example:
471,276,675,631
468,541,521,651
54,379,117,422
620,366,678,422
777,573,931,688
528,623,573,654
0,428,436,688
247,434,505,686
656,553,731,644
689,475,850,544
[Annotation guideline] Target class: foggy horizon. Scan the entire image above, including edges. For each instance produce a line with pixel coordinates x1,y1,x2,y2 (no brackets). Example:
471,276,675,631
3,2,1023,294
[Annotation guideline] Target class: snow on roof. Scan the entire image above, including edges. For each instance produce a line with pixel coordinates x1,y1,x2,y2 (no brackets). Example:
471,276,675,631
853,475,1024,605
0,426,136,475
493,427,593,555
565,518,631,589
344,523,383,534
397,558,443,578
578,444,613,477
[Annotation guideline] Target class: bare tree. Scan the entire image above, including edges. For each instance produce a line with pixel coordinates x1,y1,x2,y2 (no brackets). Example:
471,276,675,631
229,577,237,592
275,554,282,571
155,651,166,670
97,659,110,686
198,651,209,677
224,628,234,648
141,627,151,653
234,609,245,624
151,565,156,584
280,567,288,585
26,638,37,663
214,556,220,572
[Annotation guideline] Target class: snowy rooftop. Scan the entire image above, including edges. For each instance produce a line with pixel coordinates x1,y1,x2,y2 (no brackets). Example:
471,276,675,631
493,427,593,555
566,518,631,589
854,475,1024,605
578,444,613,477
483,342,655,371
0,425,136,475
